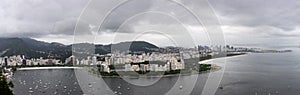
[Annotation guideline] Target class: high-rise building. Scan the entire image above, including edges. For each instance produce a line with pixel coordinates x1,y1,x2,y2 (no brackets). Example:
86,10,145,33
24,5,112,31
180,52,185,69
22,59,27,66
3,57,8,67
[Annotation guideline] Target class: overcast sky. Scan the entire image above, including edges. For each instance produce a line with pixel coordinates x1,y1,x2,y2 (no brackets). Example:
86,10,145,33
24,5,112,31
0,0,299,47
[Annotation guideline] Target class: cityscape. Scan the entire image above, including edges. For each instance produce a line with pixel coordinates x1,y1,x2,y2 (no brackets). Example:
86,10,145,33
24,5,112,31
1,0,300,95
1,43,261,71
0,39,292,95
1,40,288,76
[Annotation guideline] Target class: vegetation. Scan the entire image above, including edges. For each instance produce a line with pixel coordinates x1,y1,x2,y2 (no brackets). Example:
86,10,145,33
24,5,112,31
108,64,125,70
227,53,247,56
91,53,245,77
91,63,212,77
0,38,160,62
0,68,14,95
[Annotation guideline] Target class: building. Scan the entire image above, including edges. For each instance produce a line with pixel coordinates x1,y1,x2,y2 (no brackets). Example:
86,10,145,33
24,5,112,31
22,59,26,66
3,57,8,67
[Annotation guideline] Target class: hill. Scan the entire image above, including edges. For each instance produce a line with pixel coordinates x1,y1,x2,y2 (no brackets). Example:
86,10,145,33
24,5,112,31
0,38,159,62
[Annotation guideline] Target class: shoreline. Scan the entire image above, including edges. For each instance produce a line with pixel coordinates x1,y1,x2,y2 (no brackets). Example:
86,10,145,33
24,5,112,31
199,53,248,64
13,53,246,78
97,65,223,78
96,54,246,78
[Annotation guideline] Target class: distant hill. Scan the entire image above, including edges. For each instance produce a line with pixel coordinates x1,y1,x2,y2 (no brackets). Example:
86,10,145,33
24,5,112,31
110,41,159,53
0,38,71,61
0,38,159,61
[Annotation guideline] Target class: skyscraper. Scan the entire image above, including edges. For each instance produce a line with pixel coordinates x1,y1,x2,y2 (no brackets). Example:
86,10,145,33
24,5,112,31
180,52,185,69
22,59,26,66
4,57,8,67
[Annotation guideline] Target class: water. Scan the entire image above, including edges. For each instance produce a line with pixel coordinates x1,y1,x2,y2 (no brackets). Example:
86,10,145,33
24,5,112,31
12,69,83,95
12,48,300,95
215,48,300,95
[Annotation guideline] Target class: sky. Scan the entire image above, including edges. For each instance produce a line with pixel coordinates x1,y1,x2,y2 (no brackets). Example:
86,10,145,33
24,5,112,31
0,0,299,47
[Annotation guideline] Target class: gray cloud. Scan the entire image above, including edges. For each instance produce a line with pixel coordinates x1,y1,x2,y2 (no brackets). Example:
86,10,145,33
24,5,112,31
0,0,88,37
0,0,210,38
210,0,300,34
1,0,299,46
100,0,153,33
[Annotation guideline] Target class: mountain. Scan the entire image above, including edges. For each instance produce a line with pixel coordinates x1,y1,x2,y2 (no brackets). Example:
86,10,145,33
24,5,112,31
110,41,159,53
0,38,159,61
0,38,71,61
73,41,159,55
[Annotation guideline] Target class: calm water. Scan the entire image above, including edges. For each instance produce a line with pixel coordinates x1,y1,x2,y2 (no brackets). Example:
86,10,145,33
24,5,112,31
215,48,300,95
12,48,300,95
12,69,83,95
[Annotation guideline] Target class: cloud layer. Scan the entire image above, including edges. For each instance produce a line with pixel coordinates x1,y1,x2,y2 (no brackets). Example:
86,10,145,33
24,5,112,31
0,0,87,37
0,0,299,46
210,0,300,45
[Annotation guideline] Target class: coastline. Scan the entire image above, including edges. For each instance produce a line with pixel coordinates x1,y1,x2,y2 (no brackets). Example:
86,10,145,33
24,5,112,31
97,63,222,78
95,53,246,78
13,53,246,78
199,53,248,64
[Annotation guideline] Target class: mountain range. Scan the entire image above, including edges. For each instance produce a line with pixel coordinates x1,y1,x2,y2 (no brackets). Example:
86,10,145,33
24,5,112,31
0,38,159,62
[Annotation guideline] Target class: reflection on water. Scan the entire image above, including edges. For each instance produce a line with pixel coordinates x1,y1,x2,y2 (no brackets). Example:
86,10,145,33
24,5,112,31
12,48,300,95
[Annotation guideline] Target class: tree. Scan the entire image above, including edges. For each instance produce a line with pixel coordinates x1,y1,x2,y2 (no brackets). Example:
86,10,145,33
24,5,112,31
0,76,14,95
